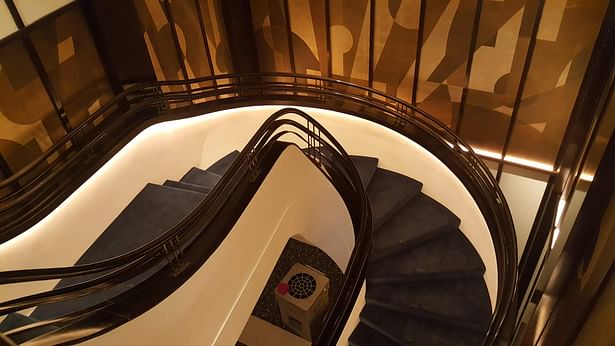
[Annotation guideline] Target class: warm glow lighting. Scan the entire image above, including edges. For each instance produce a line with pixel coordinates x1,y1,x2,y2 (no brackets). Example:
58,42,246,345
504,154,554,172
555,199,567,227
470,147,555,172
580,173,594,182
550,199,567,249
467,147,595,181
454,145,556,172
551,227,560,249
472,148,503,160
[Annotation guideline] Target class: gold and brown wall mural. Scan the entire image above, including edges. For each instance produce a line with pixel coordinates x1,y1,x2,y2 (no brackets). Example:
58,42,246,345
0,0,611,181
249,0,610,169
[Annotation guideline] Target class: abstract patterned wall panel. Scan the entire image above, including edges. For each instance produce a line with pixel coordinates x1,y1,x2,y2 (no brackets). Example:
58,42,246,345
250,0,611,169
14,0,73,25
415,0,478,127
287,0,328,76
373,0,421,102
30,6,113,127
168,0,213,87
459,0,541,154
251,0,292,73
198,0,231,75
507,0,609,166
0,40,65,174
0,1,17,40
330,0,371,86
133,0,184,83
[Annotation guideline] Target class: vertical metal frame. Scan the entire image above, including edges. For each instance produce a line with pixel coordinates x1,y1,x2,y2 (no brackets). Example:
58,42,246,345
194,0,219,93
162,0,191,86
411,0,426,105
283,0,296,74
515,1,615,340
368,0,375,89
496,0,547,181
325,0,332,78
77,0,125,95
454,0,483,135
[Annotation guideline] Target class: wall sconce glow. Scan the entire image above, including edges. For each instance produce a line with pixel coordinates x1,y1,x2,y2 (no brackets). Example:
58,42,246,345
551,227,560,249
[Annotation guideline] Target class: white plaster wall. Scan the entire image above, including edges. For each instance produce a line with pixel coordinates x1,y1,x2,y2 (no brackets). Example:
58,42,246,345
0,105,498,319
85,146,354,346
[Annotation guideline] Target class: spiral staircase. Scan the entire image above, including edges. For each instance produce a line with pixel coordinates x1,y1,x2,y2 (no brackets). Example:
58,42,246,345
0,76,516,346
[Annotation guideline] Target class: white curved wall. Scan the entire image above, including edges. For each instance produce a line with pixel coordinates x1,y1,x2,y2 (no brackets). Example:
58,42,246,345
85,146,354,346
0,104,497,313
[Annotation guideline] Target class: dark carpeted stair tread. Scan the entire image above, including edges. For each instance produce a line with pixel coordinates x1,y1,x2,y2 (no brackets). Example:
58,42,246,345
66,184,205,264
180,167,222,188
367,169,422,230
163,180,212,194
0,312,58,344
328,154,379,189
206,150,240,175
30,184,206,320
368,231,485,282
349,322,400,346
365,279,492,331
360,304,484,346
350,156,379,188
372,194,460,261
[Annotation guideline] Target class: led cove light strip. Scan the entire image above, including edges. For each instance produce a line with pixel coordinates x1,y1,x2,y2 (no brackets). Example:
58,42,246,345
470,147,594,182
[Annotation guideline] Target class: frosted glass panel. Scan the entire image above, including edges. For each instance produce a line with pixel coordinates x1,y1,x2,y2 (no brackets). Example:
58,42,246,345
0,1,17,39
14,0,73,25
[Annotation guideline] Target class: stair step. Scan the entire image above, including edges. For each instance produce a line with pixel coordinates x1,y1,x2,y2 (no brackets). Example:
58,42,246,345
163,180,212,194
328,155,379,189
368,231,485,282
349,156,379,188
180,167,222,188
365,278,492,332
31,183,206,320
349,322,399,346
367,169,422,230
372,194,460,261
206,150,240,175
360,304,484,346
0,313,58,344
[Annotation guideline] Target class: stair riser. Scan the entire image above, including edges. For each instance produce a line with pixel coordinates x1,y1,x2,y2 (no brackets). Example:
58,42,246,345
370,225,455,262
365,300,487,333
366,269,485,285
